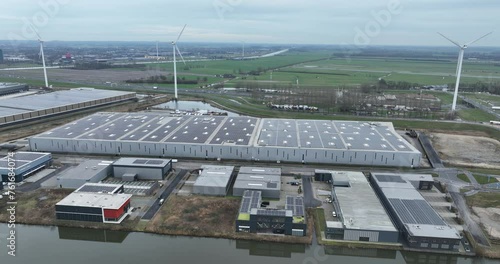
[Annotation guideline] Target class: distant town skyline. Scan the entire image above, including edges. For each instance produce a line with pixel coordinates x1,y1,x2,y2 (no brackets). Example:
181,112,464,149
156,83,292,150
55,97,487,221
1,0,498,46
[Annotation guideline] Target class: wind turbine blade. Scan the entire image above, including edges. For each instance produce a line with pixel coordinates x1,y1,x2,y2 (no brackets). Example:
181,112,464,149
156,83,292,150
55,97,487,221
39,45,43,58
176,45,186,65
437,32,461,48
175,24,187,43
29,24,42,41
466,32,493,46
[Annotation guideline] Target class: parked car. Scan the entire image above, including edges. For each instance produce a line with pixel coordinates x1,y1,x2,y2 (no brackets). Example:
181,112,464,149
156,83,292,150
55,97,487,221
464,246,471,252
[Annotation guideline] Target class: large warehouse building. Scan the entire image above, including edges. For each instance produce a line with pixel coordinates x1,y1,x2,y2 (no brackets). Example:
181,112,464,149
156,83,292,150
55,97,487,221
192,165,235,196
112,157,172,181
0,83,28,96
0,88,135,126
56,160,113,189
28,113,421,167
0,152,52,182
370,172,461,251
236,190,306,236
325,171,399,243
233,166,281,198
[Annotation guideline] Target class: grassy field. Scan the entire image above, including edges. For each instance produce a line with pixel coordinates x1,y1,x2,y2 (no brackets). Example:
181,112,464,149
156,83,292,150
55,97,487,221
473,174,499,184
457,173,471,183
285,57,500,85
466,192,500,208
458,108,499,122
160,51,333,76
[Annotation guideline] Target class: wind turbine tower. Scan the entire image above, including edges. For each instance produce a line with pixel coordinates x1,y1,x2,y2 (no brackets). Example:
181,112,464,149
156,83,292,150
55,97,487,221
438,32,492,111
171,24,187,101
32,27,49,88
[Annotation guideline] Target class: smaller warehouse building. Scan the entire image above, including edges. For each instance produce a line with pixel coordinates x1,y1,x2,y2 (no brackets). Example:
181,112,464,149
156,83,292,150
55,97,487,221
326,171,399,243
370,173,461,251
113,157,172,181
55,186,132,224
0,83,28,96
75,183,124,194
236,190,306,236
233,166,281,198
57,160,113,189
192,165,235,196
0,152,52,182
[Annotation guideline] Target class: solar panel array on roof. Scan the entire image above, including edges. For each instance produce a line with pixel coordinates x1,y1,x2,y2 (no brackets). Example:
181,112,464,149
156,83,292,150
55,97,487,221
375,174,406,183
133,159,148,164
255,209,287,217
285,195,305,216
239,190,262,213
146,160,163,165
209,117,257,145
388,198,446,226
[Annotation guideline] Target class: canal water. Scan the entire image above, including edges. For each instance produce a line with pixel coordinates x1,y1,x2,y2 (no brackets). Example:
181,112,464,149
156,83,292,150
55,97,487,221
153,100,239,116
0,224,496,264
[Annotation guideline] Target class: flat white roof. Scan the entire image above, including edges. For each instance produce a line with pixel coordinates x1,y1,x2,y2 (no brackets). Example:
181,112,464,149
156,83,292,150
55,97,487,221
193,165,234,188
56,192,131,209
57,160,111,180
113,157,171,168
332,171,397,232
239,166,281,175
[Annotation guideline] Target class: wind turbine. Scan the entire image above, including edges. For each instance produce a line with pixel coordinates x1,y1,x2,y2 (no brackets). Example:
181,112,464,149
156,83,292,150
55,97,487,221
171,24,187,101
156,41,159,60
32,27,49,88
438,32,492,111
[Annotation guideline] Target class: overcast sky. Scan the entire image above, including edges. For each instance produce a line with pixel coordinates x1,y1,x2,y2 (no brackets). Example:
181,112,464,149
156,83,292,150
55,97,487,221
1,0,498,46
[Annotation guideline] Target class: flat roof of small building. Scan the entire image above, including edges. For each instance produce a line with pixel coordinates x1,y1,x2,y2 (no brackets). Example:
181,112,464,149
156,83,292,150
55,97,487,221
75,183,123,194
56,192,132,209
0,82,25,89
0,152,51,170
193,165,234,188
235,173,281,183
332,171,397,232
239,167,281,175
113,157,171,168
57,160,112,181
233,180,280,190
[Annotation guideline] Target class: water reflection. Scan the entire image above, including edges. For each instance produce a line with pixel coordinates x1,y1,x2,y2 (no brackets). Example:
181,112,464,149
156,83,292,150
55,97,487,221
324,246,397,259
235,240,306,258
401,251,459,264
58,226,129,243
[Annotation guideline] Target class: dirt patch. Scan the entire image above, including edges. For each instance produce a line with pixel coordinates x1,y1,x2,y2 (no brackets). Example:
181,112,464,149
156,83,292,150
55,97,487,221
146,195,313,244
0,189,73,224
430,133,500,169
472,207,500,240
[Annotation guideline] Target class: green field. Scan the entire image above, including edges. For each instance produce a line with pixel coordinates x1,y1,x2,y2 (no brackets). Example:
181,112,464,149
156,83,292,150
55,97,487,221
457,173,471,183
466,192,500,208
473,174,499,184
458,108,499,122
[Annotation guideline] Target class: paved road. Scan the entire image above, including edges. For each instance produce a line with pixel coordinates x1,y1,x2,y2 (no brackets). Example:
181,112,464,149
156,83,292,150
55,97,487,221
142,169,187,220
302,175,321,208
449,186,490,247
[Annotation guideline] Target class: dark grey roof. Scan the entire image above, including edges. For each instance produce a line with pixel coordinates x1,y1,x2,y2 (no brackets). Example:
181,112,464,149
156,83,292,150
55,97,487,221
239,190,262,213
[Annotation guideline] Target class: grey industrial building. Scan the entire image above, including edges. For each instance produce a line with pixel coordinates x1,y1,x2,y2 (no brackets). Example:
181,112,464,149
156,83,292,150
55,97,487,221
0,88,135,126
236,190,306,236
75,183,124,194
192,165,235,196
112,157,172,181
28,113,421,167
370,172,461,251
56,160,113,189
233,166,281,198
325,171,399,243
0,83,28,96
0,152,52,182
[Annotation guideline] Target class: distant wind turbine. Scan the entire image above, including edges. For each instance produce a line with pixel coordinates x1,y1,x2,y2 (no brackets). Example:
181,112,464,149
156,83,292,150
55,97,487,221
438,32,492,111
32,26,49,88
171,24,187,101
